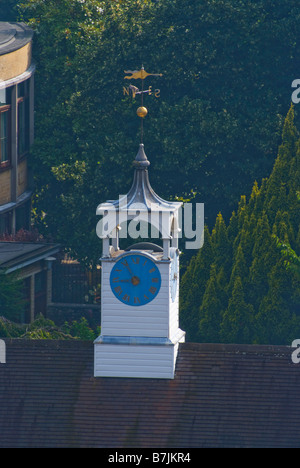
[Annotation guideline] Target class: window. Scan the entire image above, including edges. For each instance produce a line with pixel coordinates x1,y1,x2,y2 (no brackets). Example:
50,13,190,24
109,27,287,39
0,87,11,167
0,211,12,235
18,81,30,158
16,200,31,232
0,106,10,166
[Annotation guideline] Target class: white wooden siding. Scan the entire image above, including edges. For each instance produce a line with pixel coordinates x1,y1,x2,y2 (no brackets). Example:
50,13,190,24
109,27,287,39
101,260,173,338
95,256,184,379
169,255,180,338
94,343,178,379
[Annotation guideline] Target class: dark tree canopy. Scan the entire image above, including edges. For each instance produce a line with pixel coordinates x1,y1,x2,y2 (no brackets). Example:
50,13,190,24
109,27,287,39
180,106,300,345
12,0,300,264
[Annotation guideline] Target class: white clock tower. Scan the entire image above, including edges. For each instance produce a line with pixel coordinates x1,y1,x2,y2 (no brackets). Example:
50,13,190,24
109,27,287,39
94,68,185,379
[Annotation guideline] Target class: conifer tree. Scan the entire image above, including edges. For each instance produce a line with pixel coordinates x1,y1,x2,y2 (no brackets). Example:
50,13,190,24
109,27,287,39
228,244,248,294
180,225,214,341
264,105,298,224
227,211,238,243
180,105,299,345
255,261,300,344
198,264,224,343
210,213,232,273
220,276,254,344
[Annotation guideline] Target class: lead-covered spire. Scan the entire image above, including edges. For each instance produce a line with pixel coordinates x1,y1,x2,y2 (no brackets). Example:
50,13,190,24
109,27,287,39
133,143,150,169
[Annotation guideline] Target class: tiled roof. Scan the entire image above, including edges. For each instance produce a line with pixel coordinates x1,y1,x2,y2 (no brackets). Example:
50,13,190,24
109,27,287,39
0,339,299,448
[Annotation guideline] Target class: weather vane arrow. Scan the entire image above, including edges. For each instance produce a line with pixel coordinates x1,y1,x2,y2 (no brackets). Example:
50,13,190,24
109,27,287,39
124,66,163,144
124,67,163,80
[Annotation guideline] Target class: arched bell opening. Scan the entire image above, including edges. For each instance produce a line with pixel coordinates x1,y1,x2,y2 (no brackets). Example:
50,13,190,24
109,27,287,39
98,208,182,260
104,218,165,258
96,143,183,261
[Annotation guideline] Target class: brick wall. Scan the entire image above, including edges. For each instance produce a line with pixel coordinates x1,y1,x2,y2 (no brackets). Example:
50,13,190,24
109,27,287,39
17,159,27,198
0,169,11,205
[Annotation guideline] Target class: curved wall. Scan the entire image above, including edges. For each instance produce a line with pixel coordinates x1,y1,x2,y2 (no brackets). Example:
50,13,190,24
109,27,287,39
0,22,34,235
0,43,32,82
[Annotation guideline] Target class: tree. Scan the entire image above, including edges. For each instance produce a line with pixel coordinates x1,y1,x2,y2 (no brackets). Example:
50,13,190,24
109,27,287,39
0,0,18,21
228,244,248,293
198,264,226,343
276,238,300,278
248,213,274,308
179,225,214,341
15,0,300,264
210,213,232,273
180,106,300,345
0,272,25,322
220,276,254,344
255,261,300,344
0,314,99,340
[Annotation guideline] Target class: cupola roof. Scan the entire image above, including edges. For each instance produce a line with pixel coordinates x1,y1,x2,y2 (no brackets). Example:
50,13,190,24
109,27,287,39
97,144,182,215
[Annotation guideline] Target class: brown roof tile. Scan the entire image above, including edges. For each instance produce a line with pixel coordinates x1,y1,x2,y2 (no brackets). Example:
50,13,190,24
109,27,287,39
0,340,299,448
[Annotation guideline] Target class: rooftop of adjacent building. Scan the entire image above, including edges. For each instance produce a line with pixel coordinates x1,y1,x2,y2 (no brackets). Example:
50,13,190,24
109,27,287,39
0,339,299,448
0,22,33,56
0,242,60,273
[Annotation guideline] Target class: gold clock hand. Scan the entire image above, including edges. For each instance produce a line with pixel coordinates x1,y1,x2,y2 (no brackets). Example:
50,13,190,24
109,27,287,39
123,262,134,276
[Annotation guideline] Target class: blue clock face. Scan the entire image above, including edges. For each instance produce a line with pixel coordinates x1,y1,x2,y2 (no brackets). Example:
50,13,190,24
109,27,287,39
110,254,161,306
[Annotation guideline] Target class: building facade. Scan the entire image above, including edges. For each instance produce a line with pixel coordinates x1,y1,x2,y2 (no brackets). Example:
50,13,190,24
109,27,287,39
0,22,35,236
0,242,60,322
0,22,59,323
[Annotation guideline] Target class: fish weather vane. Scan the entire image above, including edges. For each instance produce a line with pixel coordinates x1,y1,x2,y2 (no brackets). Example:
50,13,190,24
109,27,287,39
124,68,163,80
123,66,163,143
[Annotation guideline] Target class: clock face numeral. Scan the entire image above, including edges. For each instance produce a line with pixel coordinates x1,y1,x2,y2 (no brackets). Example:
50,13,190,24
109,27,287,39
110,254,161,306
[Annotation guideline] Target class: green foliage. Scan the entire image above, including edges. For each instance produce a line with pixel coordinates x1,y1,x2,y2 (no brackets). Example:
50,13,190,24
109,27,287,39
20,315,70,339
14,0,300,264
62,317,97,340
180,225,214,341
220,276,254,344
0,272,26,322
180,106,300,345
0,314,98,340
276,238,300,278
0,316,24,338
198,264,226,343
0,0,18,21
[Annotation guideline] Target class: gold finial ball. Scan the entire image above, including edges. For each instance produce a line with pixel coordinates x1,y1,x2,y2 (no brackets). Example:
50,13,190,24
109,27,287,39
137,106,148,118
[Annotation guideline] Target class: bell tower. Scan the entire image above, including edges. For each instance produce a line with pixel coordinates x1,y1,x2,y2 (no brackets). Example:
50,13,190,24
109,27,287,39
94,68,185,379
